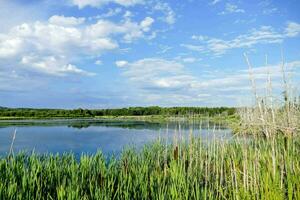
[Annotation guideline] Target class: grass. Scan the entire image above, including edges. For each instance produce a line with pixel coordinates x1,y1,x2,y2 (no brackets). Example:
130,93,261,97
0,135,299,200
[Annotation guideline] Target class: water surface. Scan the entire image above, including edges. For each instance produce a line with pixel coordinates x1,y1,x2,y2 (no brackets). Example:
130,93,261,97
0,119,232,157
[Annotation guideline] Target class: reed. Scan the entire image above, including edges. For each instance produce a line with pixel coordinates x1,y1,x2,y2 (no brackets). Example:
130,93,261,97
0,135,299,200
236,54,300,137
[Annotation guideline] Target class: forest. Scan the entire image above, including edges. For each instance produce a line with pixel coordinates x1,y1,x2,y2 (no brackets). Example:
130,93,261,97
0,106,236,118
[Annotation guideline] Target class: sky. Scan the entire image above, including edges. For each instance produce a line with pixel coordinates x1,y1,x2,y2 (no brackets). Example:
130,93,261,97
0,0,300,108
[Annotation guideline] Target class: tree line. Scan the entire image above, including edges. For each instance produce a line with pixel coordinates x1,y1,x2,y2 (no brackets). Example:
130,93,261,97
0,106,236,118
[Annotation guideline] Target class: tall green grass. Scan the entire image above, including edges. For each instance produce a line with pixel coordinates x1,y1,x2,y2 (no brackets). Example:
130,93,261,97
1,135,299,199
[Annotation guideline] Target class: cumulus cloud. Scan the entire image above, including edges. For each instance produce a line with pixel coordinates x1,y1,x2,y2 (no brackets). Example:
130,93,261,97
0,0,44,32
71,0,144,9
185,23,300,56
0,15,155,77
20,55,95,76
0,35,23,58
85,17,154,42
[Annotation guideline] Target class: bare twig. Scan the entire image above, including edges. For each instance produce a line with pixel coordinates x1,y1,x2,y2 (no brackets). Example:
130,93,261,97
9,129,17,157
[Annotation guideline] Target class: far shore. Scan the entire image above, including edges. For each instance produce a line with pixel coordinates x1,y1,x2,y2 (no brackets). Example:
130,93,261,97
0,114,237,123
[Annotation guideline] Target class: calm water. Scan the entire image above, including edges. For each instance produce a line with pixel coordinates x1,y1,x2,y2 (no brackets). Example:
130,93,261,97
0,119,232,157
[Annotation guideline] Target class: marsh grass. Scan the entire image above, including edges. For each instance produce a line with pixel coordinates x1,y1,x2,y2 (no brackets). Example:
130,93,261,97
0,134,299,200
236,54,300,137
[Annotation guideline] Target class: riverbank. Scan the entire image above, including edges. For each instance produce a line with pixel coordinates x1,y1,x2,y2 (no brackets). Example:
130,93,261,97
0,114,239,131
0,114,238,123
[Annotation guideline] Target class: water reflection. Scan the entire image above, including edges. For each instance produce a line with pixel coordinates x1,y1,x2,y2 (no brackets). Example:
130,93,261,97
0,119,232,157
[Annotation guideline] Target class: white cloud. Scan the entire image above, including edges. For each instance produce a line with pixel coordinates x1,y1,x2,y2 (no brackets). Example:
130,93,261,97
87,8,123,20
85,20,123,37
102,8,123,18
72,0,144,9
210,0,221,5
28,22,83,51
259,0,278,15
80,1,174,27
153,2,176,25
191,35,208,41
140,17,154,32
49,15,85,26
115,57,300,106
285,22,300,37
186,23,300,56
157,44,172,54
220,3,245,15
85,17,154,42
0,0,44,32
174,55,201,63
123,10,133,18
20,55,95,76
118,58,193,90
0,35,23,58
191,61,300,92
181,44,205,53
115,60,128,67
182,57,198,63
0,14,155,77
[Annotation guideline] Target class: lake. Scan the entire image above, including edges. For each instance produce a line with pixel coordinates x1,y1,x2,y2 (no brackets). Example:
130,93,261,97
0,119,232,157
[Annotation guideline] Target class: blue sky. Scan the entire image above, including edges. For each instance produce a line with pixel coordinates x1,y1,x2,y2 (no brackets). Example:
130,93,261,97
0,0,300,108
